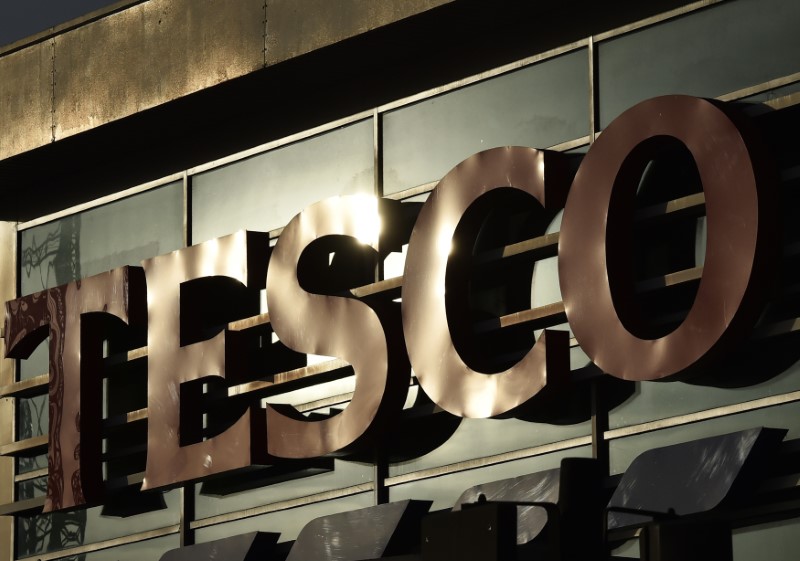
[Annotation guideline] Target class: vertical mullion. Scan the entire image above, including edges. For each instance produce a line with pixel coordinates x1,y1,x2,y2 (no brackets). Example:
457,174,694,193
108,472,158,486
183,171,191,248
372,108,389,505
588,35,598,143
0,222,19,561
180,173,195,546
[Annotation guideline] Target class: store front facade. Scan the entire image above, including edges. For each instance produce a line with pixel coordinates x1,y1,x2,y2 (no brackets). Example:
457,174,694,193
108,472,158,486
2,1,800,559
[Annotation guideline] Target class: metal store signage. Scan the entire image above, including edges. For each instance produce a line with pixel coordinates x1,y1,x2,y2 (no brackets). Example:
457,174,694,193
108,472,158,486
3,95,777,512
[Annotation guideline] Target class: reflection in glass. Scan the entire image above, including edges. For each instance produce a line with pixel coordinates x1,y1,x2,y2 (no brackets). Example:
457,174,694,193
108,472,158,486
598,0,800,127
609,401,800,474
191,120,374,244
17,182,184,380
16,490,180,557
383,49,589,194
195,492,373,544
390,446,591,510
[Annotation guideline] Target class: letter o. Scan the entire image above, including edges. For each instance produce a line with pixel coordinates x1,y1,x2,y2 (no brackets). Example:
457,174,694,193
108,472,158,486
559,95,777,381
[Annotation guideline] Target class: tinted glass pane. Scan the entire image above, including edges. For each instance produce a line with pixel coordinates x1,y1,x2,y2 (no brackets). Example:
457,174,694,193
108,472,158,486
16,476,47,500
195,459,372,519
16,490,179,557
18,182,184,380
733,518,800,561
389,446,591,510
598,0,800,127
51,534,180,561
20,182,183,296
191,120,374,244
195,492,373,544
389,417,590,478
17,454,47,475
609,350,800,430
383,49,589,194
609,401,800,475
16,395,47,439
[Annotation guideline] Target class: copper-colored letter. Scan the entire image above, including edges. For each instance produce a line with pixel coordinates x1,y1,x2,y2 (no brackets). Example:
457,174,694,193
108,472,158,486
5,266,146,511
402,147,571,418
142,231,270,489
559,95,777,381
265,195,410,458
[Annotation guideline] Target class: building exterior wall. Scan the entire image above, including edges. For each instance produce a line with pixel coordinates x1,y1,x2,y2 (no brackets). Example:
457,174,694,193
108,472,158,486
2,1,800,560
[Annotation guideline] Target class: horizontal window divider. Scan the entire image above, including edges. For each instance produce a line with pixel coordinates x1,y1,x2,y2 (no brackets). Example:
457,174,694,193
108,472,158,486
106,471,145,491
185,111,375,178
766,91,800,111
0,373,48,398
18,172,185,231
593,0,723,43
634,192,705,222
189,482,374,530
14,467,47,483
718,71,800,103
0,435,47,458
228,358,351,400
350,276,403,298
635,266,702,293
0,495,45,516
16,524,180,561
475,302,567,334
384,435,593,488
227,312,270,332
295,391,356,413
376,40,590,115
383,181,438,201
103,407,148,431
548,135,592,152
604,389,800,441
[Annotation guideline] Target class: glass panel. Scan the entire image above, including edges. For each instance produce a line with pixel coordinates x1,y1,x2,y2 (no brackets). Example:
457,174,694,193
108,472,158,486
49,534,180,561
389,417,590,477
741,82,800,105
733,518,800,561
195,491,373,544
15,489,179,557
18,182,184,380
609,400,800,474
598,0,800,127
16,476,47,500
191,120,374,244
16,395,47,439
17,454,47,475
609,351,800,429
390,446,592,510
383,49,589,194
195,459,372,519
20,182,183,296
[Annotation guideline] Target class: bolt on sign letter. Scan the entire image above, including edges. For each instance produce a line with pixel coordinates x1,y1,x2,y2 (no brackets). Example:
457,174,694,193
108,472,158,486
265,195,410,459
5,267,146,511
402,147,571,419
142,231,270,490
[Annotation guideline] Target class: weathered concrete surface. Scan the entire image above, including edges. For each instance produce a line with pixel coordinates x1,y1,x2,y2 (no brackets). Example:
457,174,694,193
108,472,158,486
53,0,265,140
0,41,53,158
265,0,453,64
0,0,452,161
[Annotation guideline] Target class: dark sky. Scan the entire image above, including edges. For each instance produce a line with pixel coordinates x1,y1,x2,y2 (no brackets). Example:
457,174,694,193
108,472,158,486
1,0,121,47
